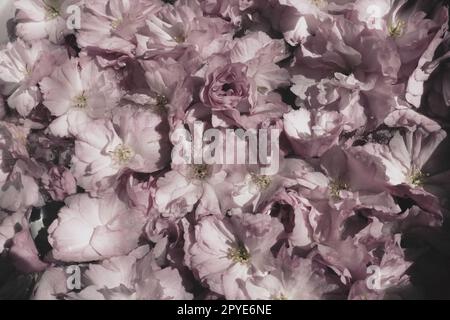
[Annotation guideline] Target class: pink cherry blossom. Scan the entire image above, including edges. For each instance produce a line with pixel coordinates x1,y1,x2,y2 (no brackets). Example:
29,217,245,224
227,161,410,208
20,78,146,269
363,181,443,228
0,39,66,116
14,0,81,44
0,0,449,301
48,193,145,262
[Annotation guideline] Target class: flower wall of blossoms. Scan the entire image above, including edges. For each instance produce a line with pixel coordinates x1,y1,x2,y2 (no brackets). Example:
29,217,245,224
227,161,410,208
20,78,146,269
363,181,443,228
1,0,450,300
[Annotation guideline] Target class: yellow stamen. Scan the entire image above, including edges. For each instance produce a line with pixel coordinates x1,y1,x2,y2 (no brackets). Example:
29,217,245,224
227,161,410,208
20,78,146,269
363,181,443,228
44,1,60,20
251,174,272,190
111,144,134,165
173,34,186,44
257,87,268,94
111,19,123,30
310,0,327,8
330,180,348,199
190,164,210,180
156,94,168,107
73,93,87,109
409,170,427,187
227,246,250,264
388,20,406,38
271,293,288,300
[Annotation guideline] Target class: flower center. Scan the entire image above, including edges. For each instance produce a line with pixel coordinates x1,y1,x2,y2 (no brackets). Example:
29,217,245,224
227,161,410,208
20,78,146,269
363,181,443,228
111,19,123,30
408,170,427,187
222,83,234,92
173,34,186,44
227,246,250,264
45,2,60,20
17,132,27,146
190,164,210,180
111,144,134,165
330,180,348,199
310,0,327,8
271,293,288,300
251,174,272,190
21,64,32,77
73,93,87,109
388,20,406,38
257,86,268,94
156,94,169,110
147,95,168,114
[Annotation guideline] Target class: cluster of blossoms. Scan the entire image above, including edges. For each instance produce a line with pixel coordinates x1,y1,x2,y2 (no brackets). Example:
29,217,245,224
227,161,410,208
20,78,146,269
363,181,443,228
1,0,450,300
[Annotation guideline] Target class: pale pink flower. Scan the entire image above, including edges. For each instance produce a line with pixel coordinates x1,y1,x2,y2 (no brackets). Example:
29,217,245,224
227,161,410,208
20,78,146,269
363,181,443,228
199,0,244,26
15,0,81,44
9,228,48,273
353,0,392,30
318,238,371,285
154,164,227,219
184,214,283,298
230,31,290,95
0,39,66,116
40,56,121,118
140,58,193,131
112,106,171,173
0,211,25,253
201,61,250,111
68,246,192,300
0,160,41,212
244,256,336,300
229,158,321,213
31,267,68,300
77,0,160,54
138,0,232,61
41,166,77,201
48,193,145,262
359,110,446,189
70,120,124,194
71,112,169,195
284,108,344,158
